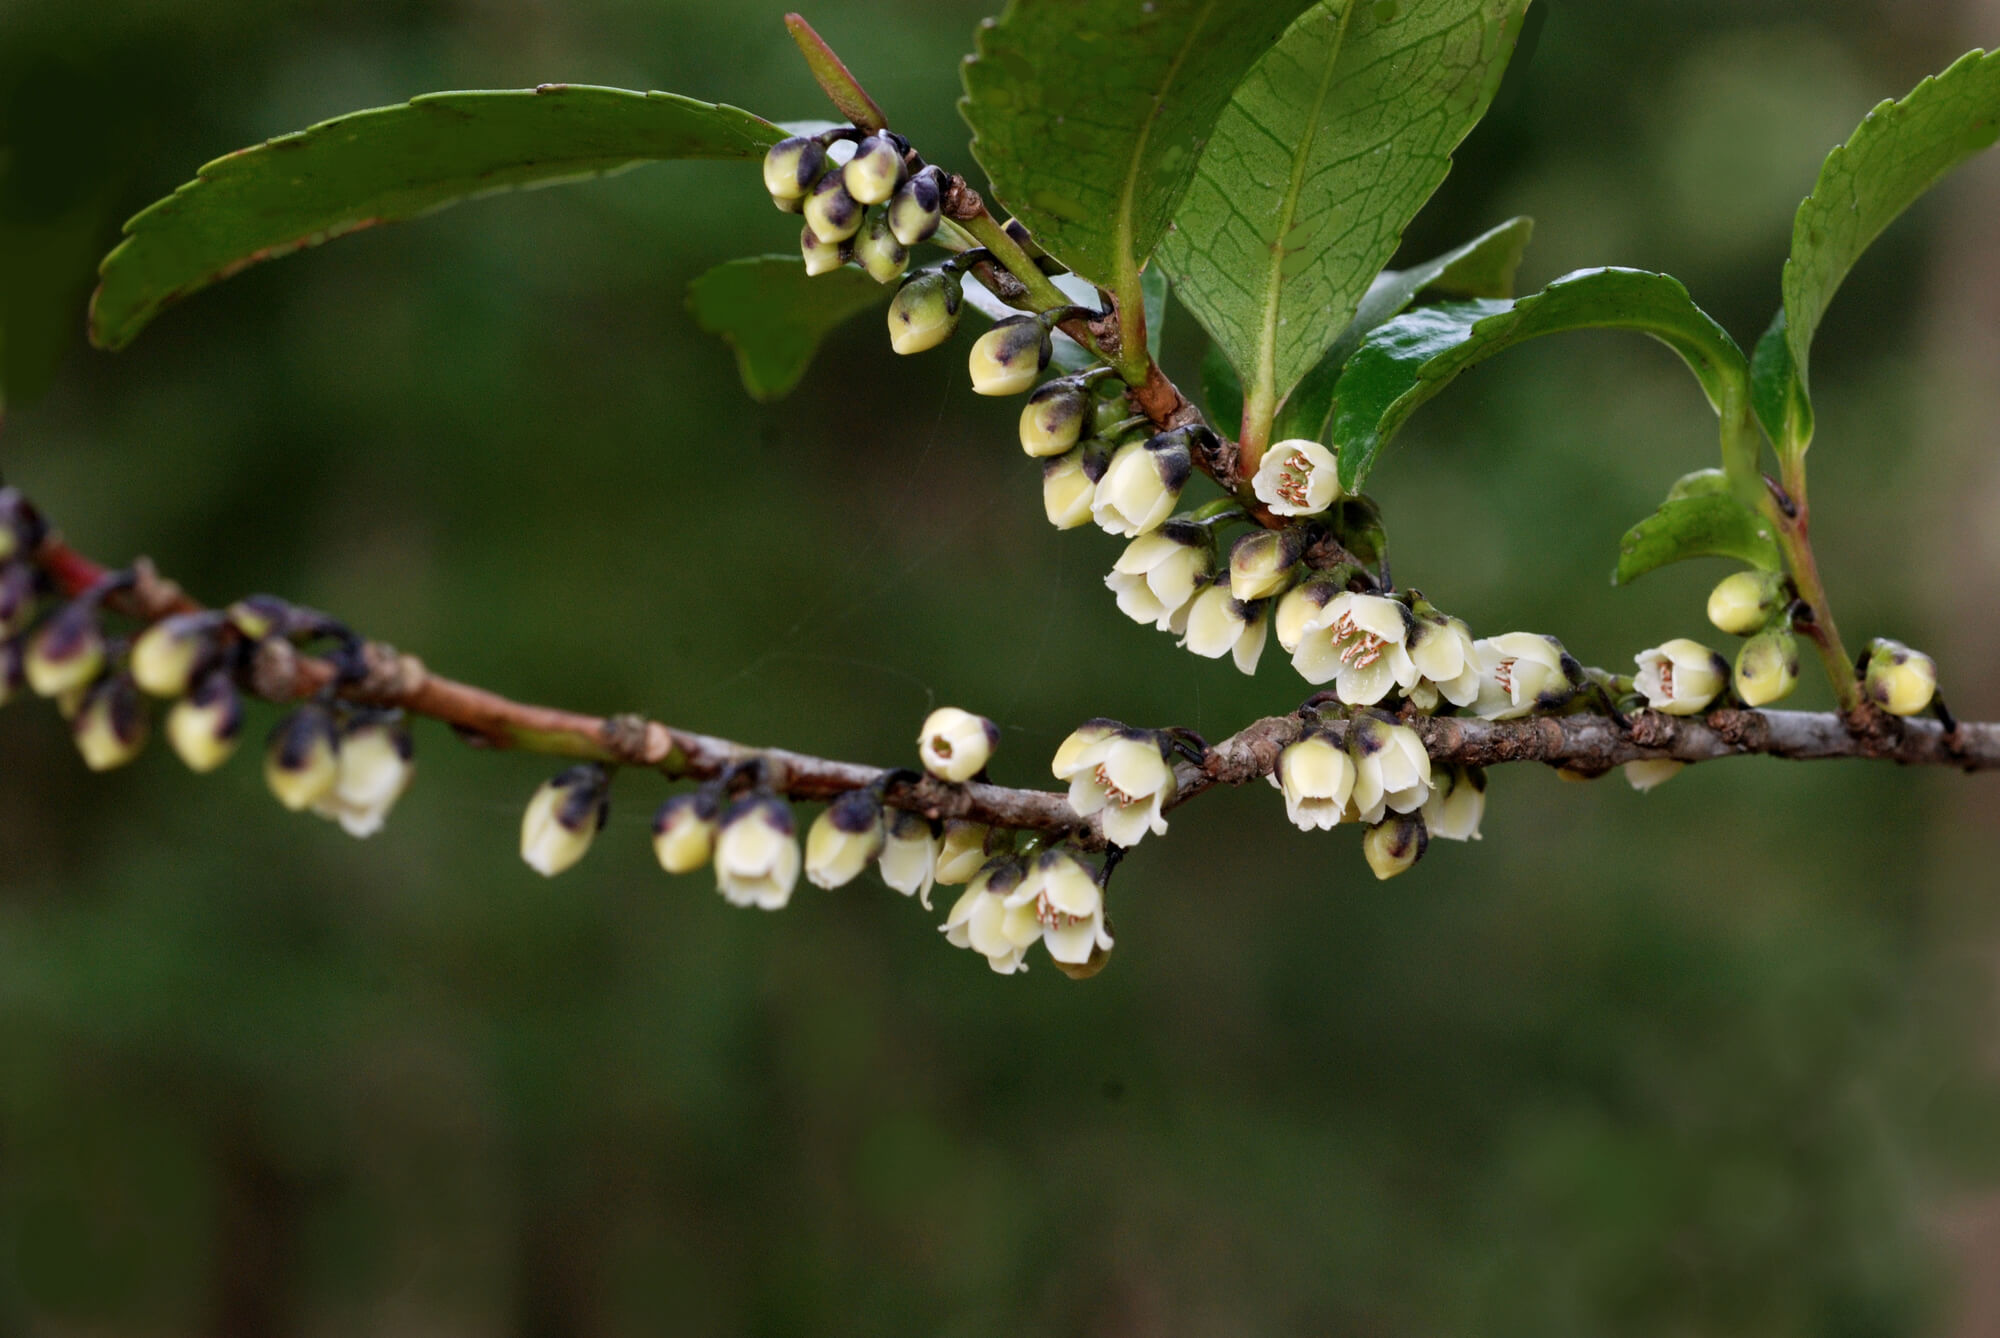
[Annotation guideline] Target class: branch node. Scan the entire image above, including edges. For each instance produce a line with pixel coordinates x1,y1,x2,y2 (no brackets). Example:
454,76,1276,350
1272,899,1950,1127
599,713,654,765
250,637,302,701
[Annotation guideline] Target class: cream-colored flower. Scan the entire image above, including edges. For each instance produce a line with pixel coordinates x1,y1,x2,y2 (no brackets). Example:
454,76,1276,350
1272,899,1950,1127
166,672,243,774
312,717,415,838
520,765,609,877
1227,527,1306,602
1179,583,1269,675
1422,765,1485,841
1106,524,1210,630
1003,848,1113,966
1862,638,1937,716
1362,813,1427,880
715,796,802,910
653,790,721,874
1274,576,1346,655
1251,439,1341,516
1092,436,1191,537
879,809,941,908
804,790,886,889
1634,638,1727,715
941,860,1038,974
918,706,999,783
1623,759,1683,792
265,704,341,812
1042,446,1105,530
1405,611,1482,708
1052,724,1176,847
1267,732,1355,831
1291,592,1417,705
1471,632,1572,720
1346,712,1432,825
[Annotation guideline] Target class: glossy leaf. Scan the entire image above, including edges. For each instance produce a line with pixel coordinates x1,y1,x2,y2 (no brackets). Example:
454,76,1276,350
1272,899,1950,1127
1159,0,1530,436
1330,267,1746,492
1202,342,1244,439
1749,309,1813,451
1273,215,1533,443
960,0,1319,303
687,256,889,402
92,85,783,349
1782,48,2000,406
1613,493,1781,586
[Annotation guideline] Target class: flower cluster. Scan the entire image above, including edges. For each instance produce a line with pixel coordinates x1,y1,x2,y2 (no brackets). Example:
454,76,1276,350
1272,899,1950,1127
765,129,943,284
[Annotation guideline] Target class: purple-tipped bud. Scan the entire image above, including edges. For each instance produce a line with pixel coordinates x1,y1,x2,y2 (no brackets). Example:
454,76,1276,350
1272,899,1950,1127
264,703,341,811
887,167,944,246
167,671,244,773
130,612,221,698
853,209,909,284
803,171,864,243
24,601,106,698
73,672,149,772
967,316,1049,396
762,134,829,201
887,270,962,354
842,135,905,205
521,764,611,876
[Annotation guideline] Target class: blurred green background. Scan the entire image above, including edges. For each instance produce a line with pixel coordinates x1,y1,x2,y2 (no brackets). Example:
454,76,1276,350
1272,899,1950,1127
6,1,2000,1333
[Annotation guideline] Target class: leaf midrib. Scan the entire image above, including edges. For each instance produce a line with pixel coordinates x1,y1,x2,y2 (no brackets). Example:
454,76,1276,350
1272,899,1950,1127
1113,2,1218,334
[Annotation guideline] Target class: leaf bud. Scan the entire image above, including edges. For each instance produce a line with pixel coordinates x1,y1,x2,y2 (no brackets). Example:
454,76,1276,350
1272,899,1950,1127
313,715,415,838
1251,439,1342,516
714,795,801,909
1733,628,1800,707
0,562,34,639
805,789,887,889
653,788,722,874
802,169,865,242
918,706,998,783
800,223,850,277
886,166,944,246
1227,526,1307,601
73,673,149,772
967,316,1050,396
1633,637,1728,715
842,134,905,205
1019,377,1093,457
166,671,244,773
1179,582,1269,675
853,209,909,284
24,601,106,698
130,612,221,698
265,703,342,811
519,764,610,877
1706,569,1787,636
879,808,941,908
1091,431,1194,537
1861,638,1937,716
1042,442,1109,530
762,134,829,201
1091,391,1133,437
936,819,1000,886
886,270,963,354
1362,812,1428,881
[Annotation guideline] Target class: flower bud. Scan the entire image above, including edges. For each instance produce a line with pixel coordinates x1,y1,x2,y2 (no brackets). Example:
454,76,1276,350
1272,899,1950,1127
1633,637,1728,716
73,673,149,772
879,808,941,908
1042,443,1107,530
1269,731,1355,831
1055,726,1175,848
1004,848,1112,967
166,671,243,773
24,602,106,698
853,210,908,284
653,789,722,874
264,703,341,811
130,612,220,698
1347,712,1432,825
762,134,828,201
715,795,801,910
800,224,850,277
1019,378,1093,457
887,166,944,246
803,170,864,242
1274,576,1345,655
842,134,904,205
1706,569,1787,636
225,594,300,642
1623,759,1683,792
519,764,610,877
0,639,24,710
1734,628,1800,707
1405,608,1481,709
0,563,34,639
1422,765,1485,841
1227,526,1306,601
1092,433,1193,537
1251,439,1341,516
313,715,415,838
1051,719,1121,779
935,819,997,885
1179,582,1269,674
0,488,44,564
967,316,1049,396
1106,522,1209,630
918,706,998,783
805,789,886,890
941,858,1037,974
886,270,962,354
1362,813,1428,881
1862,638,1937,716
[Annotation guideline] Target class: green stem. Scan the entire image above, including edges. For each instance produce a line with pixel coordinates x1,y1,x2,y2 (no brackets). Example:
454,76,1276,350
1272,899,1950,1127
957,212,1071,313
1761,454,1860,714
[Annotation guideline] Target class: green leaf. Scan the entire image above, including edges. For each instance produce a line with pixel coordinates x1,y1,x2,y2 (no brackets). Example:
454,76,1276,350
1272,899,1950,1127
91,85,783,350
1613,493,1781,586
1749,308,1813,451
960,0,1319,305
1330,267,1746,492
1273,215,1533,443
1159,0,1530,437
1140,266,1171,365
686,256,889,402
1782,48,2000,406
1202,341,1244,437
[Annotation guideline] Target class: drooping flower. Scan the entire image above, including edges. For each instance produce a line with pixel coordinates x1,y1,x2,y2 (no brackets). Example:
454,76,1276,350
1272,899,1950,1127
1291,592,1417,705
1226,527,1306,602
166,671,242,773
935,819,997,885
265,703,341,812
1623,759,1683,792
1052,723,1176,847
714,795,802,910
804,789,887,889
312,715,415,838
967,317,1049,396
519,764,610,877
1179,583,1269,675
1268,732,1355,831
1362,812,1428,880
1002,848,1113,966
72,673,148,772
1092,431,1194,537
941,859,1037,974
653,788,722,874
1405,609,1482,709
1346,712,1432,825
879,808,941,908
1422,765,1485,841
1106,523,1209,630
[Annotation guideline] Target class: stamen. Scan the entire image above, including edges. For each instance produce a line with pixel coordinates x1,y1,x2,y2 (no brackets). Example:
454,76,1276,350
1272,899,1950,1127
1035,891,1083,930
1092,762,1139,807
1494,659,1515,694
1658,661,1676,698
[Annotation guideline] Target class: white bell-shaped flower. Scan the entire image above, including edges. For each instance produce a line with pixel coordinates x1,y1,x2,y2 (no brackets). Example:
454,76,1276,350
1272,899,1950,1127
1471,632,1572,720
1106,524,1210,630
1346,712,1432,825
878,808,941,908
1291,592,1418,705
653,789,722,874
1251,439,1341,516
520,765,609,877
941,860,1037,974
1052,724,1176,847
715,796,802,910
1405,611,1482,708
1003,848,1113,966
1267,732,1355,831
1422,765,1485,841
1179,583,1269,675
313,716,415,838
1633,638,1727,715
805,790,886,889
1092,435,1191,538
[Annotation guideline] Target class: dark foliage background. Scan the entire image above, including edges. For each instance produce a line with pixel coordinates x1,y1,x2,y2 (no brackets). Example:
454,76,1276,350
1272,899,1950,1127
5,1,2000,1333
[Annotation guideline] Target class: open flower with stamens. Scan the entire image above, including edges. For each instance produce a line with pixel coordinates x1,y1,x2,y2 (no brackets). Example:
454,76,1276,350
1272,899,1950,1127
1268,731,1355,831
1106,522,1210,630
715,796,802,910
879,809,940,908
1179,583,1268,674
1291,592,1417,705
1347,712,1432,825
1052,723,1176,847
918,706,998,783
1405,609,1482,709
941,859,1037,974
1634,638,1728,715
1471,632,1573,720
1423,765,1485,841
1251,439,1341,516
1002,848,1113,966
